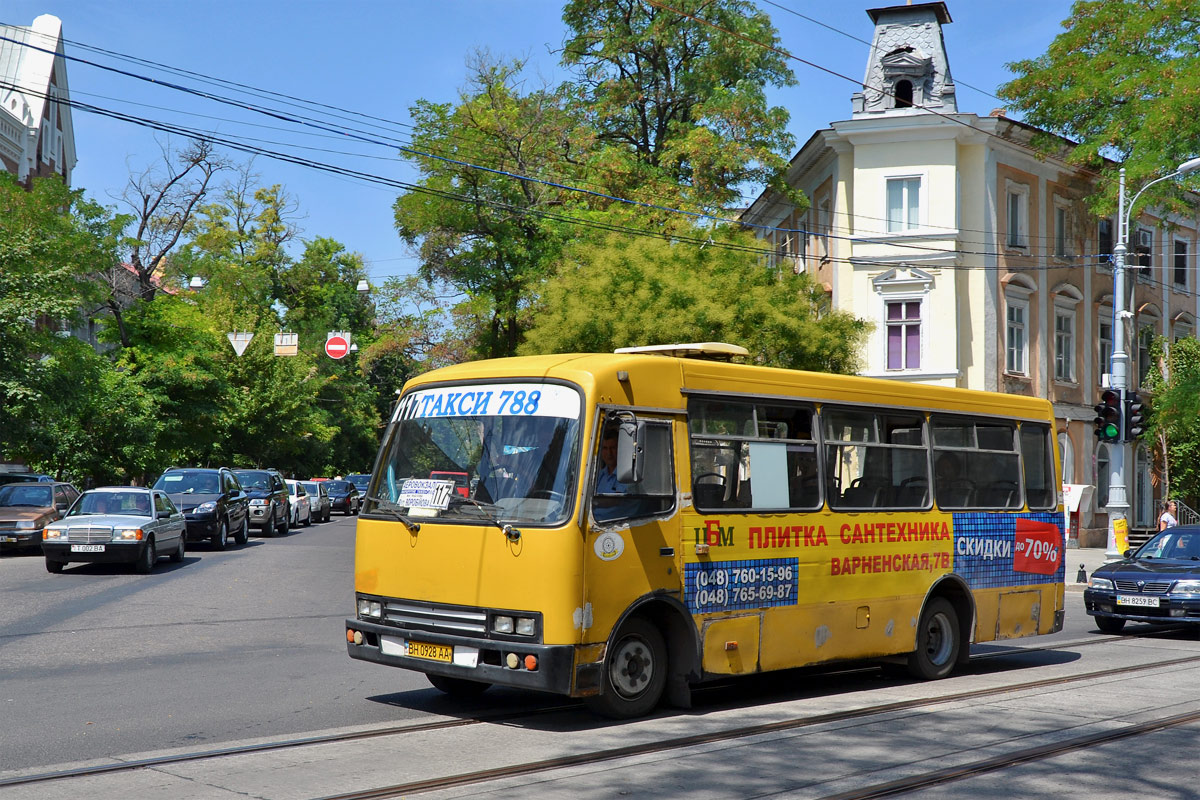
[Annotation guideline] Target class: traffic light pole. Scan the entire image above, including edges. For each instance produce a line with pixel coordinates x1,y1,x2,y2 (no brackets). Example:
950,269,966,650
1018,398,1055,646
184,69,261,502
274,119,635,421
1105,169,1130,560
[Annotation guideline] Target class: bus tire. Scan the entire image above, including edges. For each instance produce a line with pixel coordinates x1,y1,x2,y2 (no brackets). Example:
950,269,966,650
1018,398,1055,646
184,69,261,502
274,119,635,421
1096,616,1126,634
585,617,666,719
426,674,490,697
907,597,959,680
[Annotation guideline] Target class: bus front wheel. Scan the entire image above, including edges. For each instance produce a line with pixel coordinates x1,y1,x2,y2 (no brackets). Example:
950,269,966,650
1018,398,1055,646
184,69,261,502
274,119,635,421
586,617,666,719
907,597,960,680
426,674,491,697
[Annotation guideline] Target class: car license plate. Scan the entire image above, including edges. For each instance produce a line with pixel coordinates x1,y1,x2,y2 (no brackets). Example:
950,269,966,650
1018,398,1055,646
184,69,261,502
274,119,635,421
70,544,105,553
407,640,453,662
1117,594,1160,607
0,536,16,543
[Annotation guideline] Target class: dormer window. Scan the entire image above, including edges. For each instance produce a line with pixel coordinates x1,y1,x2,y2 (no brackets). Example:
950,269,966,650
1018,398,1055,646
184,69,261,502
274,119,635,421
894,80,914,108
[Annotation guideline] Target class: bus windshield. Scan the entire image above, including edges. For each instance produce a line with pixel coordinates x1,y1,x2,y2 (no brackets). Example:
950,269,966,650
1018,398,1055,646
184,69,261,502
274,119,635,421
373,382,581,526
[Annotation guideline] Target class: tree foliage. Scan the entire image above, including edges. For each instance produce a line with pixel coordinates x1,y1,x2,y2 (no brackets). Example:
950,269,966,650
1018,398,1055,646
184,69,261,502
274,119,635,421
1144,336,1200,508
999,1,1200,213
520,230,869,373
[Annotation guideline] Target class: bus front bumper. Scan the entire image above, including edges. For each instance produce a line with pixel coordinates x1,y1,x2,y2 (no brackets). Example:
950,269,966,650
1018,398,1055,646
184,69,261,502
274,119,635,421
345,619,579,695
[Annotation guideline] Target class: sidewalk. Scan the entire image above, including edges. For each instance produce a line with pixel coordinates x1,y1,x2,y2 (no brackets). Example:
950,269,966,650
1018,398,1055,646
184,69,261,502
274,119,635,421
1065,546,1113,592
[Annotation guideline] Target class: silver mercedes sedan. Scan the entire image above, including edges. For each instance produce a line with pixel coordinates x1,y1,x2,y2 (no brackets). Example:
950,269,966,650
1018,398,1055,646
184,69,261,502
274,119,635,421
41,486,187,574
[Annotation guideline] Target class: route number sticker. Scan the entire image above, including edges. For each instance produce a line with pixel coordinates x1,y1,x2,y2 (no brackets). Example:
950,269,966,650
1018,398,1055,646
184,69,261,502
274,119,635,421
399,479,456,510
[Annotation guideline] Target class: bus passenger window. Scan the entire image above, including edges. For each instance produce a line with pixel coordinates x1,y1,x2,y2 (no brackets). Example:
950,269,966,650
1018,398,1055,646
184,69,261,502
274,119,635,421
593,420,674,523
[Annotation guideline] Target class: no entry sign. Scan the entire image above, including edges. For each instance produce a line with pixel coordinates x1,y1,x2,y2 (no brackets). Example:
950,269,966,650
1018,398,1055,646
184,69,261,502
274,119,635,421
324,335,349,359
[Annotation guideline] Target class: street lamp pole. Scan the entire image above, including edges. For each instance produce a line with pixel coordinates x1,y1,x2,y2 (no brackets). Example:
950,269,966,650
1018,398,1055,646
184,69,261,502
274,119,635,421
1106,156,1200,559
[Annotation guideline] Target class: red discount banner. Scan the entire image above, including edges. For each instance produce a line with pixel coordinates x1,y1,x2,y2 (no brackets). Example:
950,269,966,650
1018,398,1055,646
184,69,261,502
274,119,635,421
1013,519,1063,576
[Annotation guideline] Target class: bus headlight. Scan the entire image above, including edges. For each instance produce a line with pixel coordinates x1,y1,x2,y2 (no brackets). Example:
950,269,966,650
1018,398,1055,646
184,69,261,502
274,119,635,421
357,598,382,619
492,615,514,634
515,617,536,636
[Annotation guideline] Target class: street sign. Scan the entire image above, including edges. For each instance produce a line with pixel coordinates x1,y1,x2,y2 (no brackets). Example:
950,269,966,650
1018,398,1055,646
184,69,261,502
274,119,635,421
274,332,298,357
227,332,253,357
324,334,349,360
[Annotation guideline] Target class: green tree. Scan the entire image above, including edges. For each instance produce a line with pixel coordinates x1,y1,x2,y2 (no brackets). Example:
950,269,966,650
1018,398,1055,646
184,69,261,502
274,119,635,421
394,56,587,358
1144,336,1200,509
561,0,798,212
519,231,869,372
999,1,1200,213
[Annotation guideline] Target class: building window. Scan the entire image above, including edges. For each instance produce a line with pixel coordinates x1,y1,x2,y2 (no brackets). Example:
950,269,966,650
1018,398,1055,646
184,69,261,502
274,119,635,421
1176,318,1193,342
1006,187,1028,249
1138,323,1155,385
1054,309,1075,382
1054,204,1072,259
1006,300,1027,375
886,177,921,233
1175,239,1189,289
818,198,831,260
886,300,921,370
894,79,914,108
1098,218,1113,267
1133,227,1153,278
1099,309,1113,376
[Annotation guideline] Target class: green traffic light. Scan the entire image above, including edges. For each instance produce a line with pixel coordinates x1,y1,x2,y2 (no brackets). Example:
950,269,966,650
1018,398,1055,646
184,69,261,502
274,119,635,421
1103,422,1120,439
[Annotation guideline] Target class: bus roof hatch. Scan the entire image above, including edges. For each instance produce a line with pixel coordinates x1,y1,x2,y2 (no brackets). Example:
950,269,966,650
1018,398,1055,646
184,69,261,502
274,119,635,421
613,342,749,360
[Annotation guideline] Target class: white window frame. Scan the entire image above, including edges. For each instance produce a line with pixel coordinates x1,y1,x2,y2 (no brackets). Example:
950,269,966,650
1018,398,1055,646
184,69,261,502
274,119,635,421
884,298,922,371
1054,307,1076,383
1053,197,1073,260
1133,226,1154,280
1173,237,1189,291
885,175,923,234
1003,277,1035,377
1005,182,1029,250
1098,305,1114,379
1138,318,1159,385
1058,431,1074,486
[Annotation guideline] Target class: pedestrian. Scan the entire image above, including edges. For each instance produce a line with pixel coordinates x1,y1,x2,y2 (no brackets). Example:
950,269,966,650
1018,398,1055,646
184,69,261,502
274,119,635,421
1159,499,1178,531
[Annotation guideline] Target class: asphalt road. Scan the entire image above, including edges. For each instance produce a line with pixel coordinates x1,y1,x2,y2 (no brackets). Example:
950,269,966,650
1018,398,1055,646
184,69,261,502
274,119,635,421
0,514,560,773
0,521,1108,776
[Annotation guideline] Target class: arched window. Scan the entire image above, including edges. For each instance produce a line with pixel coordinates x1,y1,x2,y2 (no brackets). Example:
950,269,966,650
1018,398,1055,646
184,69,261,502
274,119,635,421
894,80,914,108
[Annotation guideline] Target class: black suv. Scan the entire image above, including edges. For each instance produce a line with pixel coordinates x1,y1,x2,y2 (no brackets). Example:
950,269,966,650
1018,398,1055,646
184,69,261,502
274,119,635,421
152,467,249,550
233,468,290,536
325,480,361,515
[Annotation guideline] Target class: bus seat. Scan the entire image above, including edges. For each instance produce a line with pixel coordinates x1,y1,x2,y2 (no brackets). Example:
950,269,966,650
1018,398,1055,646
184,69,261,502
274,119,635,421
693,475,727,509
977,481,1019,508
892,478,928,508
937,479,975,508
841,484,883,508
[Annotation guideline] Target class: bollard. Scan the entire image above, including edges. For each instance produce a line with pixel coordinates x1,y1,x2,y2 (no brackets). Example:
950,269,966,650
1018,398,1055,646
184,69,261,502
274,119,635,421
1076,563,1087,583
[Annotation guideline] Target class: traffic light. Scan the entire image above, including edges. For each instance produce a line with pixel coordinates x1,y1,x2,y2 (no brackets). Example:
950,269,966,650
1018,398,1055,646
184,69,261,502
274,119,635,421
1093,389,1122,442
1125,391,1147,441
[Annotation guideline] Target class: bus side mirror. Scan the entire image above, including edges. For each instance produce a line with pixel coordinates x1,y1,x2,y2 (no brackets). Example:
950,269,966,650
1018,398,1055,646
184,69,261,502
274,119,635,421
616,418,645,484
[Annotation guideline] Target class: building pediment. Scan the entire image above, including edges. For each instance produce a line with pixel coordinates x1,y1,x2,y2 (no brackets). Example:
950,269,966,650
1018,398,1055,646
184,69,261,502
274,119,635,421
880,47,931,75
872,265,935,293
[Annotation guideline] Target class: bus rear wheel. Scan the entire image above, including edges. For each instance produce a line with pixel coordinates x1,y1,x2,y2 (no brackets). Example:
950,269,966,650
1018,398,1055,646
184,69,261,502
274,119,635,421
585,617,666,719
907,597,960,680
426,674,491,697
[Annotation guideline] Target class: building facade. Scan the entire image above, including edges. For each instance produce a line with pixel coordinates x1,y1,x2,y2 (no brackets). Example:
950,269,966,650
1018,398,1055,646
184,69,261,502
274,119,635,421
0,14,75,186
741,2,1199,545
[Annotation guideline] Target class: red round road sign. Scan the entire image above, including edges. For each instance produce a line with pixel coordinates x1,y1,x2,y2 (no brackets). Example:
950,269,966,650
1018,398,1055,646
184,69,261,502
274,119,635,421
324,335,349,359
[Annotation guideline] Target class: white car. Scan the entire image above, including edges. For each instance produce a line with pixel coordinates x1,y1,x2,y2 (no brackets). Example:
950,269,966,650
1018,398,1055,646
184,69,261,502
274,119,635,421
284,480,312,527
301,480,330,523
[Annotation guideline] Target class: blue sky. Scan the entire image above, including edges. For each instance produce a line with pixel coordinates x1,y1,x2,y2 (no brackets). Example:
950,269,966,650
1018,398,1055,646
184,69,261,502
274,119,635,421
5,1,1071,284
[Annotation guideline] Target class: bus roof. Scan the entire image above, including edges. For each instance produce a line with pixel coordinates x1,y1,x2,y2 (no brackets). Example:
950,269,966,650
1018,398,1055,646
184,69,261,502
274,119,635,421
400,349,1054,422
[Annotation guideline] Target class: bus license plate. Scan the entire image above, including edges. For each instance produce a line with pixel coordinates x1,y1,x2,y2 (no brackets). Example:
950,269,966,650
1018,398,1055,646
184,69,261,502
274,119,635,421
70,544,105,553
407,640,453,662
1117,594,1160,607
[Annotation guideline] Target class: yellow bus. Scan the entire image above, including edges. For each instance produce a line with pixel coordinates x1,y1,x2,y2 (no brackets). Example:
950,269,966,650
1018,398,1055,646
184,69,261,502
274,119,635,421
346,343,1064,717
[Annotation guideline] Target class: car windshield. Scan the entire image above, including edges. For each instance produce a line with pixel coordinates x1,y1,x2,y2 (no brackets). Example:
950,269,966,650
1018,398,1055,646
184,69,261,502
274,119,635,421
1135,529,1200,560
326,481,351,493
0,485,53,507
234,471,272,490
301,482,320,494
154,471,220,494
374,381,581,526
70,491,152,517
287,482,301,496
347,474,370,489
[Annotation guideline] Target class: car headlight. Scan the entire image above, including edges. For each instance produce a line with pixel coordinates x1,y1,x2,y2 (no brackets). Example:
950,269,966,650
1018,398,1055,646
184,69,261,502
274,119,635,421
196,501,217,513
43,528,64,540
249,499,266,507
1089,577,1114,591
15,520,37,529
357,598,382,619
115,528,144,541
1173,580,1200,595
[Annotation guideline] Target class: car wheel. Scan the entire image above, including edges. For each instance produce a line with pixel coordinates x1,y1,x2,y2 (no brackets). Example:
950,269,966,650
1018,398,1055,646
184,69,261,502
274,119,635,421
427,674,491,697
234,514,249,545
1096,616,1126,634
45,559,65,574
211,519,228,551
584,617,667,719
171,532,186,563
906,597,960,680
136,538,157,574
277,506,290,536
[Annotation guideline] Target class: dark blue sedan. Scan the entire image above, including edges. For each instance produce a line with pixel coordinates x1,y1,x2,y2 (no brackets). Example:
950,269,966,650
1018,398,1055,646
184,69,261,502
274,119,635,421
1084,524,1200,633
